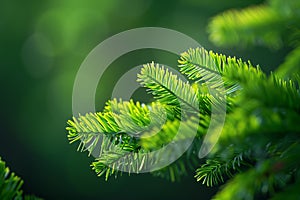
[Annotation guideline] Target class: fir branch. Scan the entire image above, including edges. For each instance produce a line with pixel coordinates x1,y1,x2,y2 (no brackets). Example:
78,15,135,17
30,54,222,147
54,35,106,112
137,62,210,115
91,148,152,180
66,111,122,156
108,99,168,135
66,99,168,156
195,152,251,187
140,115,209,151
0,158,41,200
139,114,209,182
178,47,265,92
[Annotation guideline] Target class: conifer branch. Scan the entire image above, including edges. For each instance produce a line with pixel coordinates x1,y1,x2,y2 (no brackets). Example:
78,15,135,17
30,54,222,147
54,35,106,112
0,158,41,200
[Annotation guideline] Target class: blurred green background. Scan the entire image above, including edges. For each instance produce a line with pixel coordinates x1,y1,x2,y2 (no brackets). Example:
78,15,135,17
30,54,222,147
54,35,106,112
0,0,290,199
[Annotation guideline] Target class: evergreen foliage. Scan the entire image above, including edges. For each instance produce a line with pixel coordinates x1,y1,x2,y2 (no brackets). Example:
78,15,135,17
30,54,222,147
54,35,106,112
208,0,300,80
208,0,300,49
66,0,300,199
66,45,300,198
0,158,41,200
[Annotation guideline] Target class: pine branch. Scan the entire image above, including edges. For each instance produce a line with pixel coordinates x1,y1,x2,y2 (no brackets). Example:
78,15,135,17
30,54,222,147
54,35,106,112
140,115,209,151
138,115,209,182
66,43,300,200
108,99,168,135
66,99,168,156
67,47,267,183
178,47,265,91
138,62,211,115
67,99,187,180
178,47,267,114
66,111,122,156
91,148,152,180
195,152,251,187
90,114,209,181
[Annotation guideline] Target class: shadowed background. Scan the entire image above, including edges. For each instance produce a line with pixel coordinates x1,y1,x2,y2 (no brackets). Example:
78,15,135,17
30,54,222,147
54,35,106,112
0,0,289,199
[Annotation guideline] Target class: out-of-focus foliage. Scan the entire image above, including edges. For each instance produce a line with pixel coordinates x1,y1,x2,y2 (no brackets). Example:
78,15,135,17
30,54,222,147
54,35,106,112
208,0,300,79
208,0,300,49
209,5,284,48
0,158,41,200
